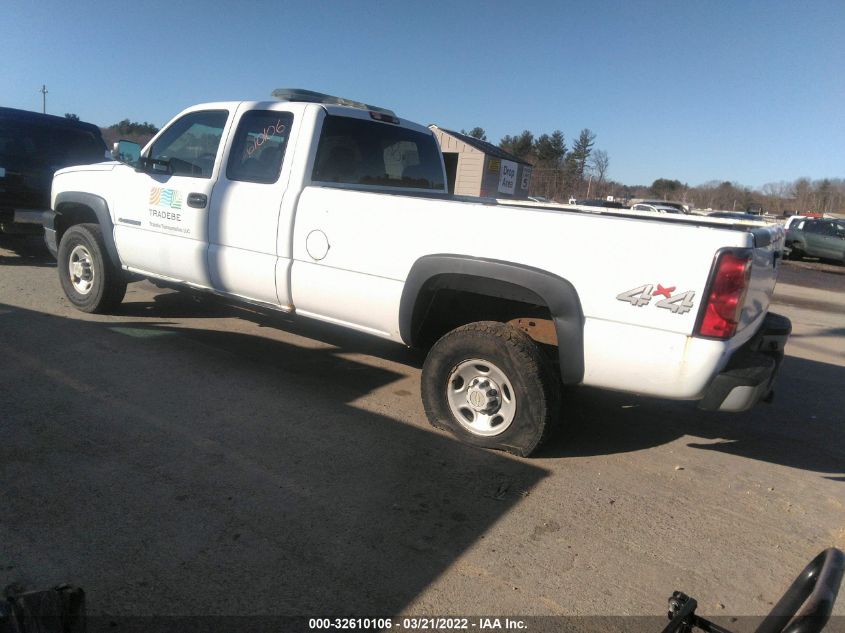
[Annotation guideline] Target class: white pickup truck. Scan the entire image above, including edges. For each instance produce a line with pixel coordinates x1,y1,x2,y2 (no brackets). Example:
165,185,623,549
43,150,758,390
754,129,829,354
46,89,790,456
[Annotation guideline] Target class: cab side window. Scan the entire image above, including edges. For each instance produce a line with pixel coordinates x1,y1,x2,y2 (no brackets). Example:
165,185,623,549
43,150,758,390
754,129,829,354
149,110,229,179
226,111,294,184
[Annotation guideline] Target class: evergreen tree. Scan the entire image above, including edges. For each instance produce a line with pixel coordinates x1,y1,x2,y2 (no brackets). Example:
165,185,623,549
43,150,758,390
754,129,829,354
461,127,487,141
499,130,535,162
534,131,566,168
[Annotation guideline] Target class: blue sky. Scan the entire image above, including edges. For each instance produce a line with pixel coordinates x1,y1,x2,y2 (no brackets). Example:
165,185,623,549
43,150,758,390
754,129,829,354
2,0,843,188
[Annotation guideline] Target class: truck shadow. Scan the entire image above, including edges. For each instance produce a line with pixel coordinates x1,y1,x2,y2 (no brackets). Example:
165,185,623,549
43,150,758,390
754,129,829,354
118,283,427,368
540,355,845,478
0,303,547,616
117,284,843,478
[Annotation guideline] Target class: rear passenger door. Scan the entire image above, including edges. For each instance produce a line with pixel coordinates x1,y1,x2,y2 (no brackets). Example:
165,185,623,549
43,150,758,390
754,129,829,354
803,222,828,258
816,221,845,259
207,105,298,307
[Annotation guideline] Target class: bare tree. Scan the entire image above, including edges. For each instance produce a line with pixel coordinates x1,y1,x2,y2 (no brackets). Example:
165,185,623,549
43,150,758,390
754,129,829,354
590,150,609,185
792,178,813,212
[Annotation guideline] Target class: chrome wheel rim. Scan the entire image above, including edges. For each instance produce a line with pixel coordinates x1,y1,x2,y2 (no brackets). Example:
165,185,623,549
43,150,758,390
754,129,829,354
68,245,95,295
446,359,516,436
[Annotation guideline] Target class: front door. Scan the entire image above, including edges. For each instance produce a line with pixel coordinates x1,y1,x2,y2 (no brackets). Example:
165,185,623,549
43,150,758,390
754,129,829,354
112,109,230,287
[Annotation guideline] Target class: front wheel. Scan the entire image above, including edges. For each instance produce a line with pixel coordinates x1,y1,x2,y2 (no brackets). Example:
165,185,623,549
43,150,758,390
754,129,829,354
421,321,560,457
57,223,126,313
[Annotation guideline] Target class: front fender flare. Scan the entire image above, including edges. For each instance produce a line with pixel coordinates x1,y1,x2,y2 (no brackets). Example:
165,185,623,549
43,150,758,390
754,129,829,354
53,192,120,268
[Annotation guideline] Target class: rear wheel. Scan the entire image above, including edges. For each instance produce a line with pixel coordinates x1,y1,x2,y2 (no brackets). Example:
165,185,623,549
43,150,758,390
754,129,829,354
421,321,560,457
57,223,126,313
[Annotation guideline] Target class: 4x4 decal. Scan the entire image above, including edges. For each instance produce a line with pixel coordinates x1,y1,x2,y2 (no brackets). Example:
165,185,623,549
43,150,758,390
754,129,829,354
616,284,695,315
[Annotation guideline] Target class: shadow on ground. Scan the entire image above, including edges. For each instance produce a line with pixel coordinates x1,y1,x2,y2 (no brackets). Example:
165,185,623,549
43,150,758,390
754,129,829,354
117,286,427,368
538,355,844,478
0,303,548,616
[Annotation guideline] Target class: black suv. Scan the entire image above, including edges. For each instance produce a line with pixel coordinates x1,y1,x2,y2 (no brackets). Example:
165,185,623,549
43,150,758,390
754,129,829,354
0,107,108,234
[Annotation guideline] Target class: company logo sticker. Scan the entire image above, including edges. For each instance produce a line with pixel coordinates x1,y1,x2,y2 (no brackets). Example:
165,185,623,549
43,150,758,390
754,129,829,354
149,187,183,209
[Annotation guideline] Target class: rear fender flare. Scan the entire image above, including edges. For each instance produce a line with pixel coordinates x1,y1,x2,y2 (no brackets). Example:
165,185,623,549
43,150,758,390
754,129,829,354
400,254,585,384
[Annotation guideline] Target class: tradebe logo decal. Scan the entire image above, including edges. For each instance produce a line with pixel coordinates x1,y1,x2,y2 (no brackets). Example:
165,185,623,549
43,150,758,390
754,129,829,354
149,187,183,209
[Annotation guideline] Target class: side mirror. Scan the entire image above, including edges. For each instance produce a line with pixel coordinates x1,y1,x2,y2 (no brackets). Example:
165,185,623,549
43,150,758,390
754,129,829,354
112,140,141,165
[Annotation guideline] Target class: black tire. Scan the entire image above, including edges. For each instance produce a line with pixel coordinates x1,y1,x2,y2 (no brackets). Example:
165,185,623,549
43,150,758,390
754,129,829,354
421,321,560,457
57,223,126,313
788,243,804,260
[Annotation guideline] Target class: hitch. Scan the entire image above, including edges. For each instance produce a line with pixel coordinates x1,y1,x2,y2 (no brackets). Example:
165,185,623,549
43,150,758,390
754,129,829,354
662,591,733,633
661,549,843,633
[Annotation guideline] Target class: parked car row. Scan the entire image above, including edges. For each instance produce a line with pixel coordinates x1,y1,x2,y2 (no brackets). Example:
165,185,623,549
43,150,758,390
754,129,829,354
631,202,684,214
573,199,767,219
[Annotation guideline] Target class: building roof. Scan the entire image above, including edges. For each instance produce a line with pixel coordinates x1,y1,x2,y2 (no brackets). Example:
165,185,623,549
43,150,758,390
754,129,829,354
432,126,533,166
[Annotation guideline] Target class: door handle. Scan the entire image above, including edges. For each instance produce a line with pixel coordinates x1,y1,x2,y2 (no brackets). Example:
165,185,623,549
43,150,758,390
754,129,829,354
187,193,208,209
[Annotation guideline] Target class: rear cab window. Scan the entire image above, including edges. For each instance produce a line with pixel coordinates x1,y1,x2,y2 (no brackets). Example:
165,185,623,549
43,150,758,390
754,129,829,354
312,114,445,191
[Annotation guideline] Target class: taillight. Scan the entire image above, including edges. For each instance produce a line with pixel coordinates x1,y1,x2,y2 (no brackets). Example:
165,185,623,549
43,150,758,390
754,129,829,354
696,251,752,339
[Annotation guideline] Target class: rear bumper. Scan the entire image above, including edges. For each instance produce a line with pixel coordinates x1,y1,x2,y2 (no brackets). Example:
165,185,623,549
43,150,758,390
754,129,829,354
698,312,791,412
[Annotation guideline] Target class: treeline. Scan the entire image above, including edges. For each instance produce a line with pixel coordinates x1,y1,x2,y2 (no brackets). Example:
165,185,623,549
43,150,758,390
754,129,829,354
100,119,160,148
110,119,159,136
602,177,845,215
463,127,608,200
462,124,842,214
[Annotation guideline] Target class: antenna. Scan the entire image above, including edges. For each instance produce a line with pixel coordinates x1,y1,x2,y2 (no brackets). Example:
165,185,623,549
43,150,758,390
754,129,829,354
40,84,48,114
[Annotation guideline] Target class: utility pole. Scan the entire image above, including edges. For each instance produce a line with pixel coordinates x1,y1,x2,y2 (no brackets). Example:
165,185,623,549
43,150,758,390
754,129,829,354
40,84,48,114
